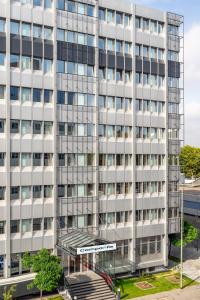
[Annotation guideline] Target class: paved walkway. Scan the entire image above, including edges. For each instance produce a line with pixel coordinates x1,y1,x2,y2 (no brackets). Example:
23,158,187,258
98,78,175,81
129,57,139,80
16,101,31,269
134,285,200,300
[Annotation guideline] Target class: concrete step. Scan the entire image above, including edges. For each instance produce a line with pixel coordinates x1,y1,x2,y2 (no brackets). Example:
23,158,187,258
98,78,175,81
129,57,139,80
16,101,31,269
70,287,113,297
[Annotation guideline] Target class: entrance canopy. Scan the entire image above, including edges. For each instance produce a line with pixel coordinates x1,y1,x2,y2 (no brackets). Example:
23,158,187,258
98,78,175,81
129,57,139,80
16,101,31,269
57,230,115,257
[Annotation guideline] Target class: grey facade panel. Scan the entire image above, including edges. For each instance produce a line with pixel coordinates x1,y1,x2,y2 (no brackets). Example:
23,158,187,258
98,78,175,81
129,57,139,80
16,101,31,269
116,55,124,70
99,51,106,67
87,46,95,65
0,33,6,52
168,60,180,78
44,41,53,59
159,62,165,76
125,56,132,71
10,34,20,54
57,41,67,61
107,53,115,68
151,61,158,75
143,59,150,74
33,38,43,58
136,57,142,73
22,37,32,56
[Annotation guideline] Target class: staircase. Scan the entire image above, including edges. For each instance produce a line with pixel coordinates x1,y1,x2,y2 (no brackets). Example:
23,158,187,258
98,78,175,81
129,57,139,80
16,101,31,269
66,271,116,300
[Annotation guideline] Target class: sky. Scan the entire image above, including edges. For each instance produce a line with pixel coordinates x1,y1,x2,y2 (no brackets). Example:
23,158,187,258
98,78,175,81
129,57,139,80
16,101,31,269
134,0,200,147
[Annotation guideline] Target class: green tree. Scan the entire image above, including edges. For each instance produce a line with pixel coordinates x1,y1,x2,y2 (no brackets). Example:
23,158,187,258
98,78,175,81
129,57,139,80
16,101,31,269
3,285,16,300
180,145,200,178
169,221,199,255
22,249,62,300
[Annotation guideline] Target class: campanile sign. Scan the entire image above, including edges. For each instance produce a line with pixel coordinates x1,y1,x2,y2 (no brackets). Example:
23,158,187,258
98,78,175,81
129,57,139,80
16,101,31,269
77,243,116,255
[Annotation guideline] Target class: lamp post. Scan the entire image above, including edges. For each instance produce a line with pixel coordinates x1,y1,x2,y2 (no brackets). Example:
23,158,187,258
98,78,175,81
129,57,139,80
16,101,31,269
180,186,184,289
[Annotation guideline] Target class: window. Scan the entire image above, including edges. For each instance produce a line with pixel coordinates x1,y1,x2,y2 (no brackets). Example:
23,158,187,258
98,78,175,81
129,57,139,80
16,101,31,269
77,63,85,76
0,153,5,166
68,1,76,13
99,37,105,50
150,20,157,33
10,86,19,101
44,185,53,198
107,39,114,51
44,122,52,134
57,0,65,10
21,153,31,167
10,55,20,68
11,153,20,167
125,42,131,55
22,219,31,233
11,220,20,233
0,86,5,100
33,185,42,198
107,96,114,109
0,222,5,234
57,28,65,41
22,22,31,36
33,88,41,102
158,22,164,34
116,12,123,25
58,123,65,135
77,2,85,14
98,96,105,109
116,40,123,53
44,27,52,40
107,68,114,80
87,5,94,17
44,217,52,230
10,21,20,35
57,91,65,104
87,35,94,47
67,92,75,105
21,186,31,199
99,8,105,21
116,97,123,110
33,57,42,71
33,218,42,231
44,59,52,73
33,121,42,134
21,120,31,134
44,89,52,103
33,153,42,166
98,68,105,80
136,73,142,84
87,66,93,77
57,60,65,73
21,56,31,71
44,0,52,8
0,187,5,200
135,17,141,29
67,62,75,74
107,10,114,23
33,25,42,38
33,0,42,6
143,18,149,30
125,14,131,26
0,19,5,33
116,69,122,81
11,186,20,200
0,53,5,66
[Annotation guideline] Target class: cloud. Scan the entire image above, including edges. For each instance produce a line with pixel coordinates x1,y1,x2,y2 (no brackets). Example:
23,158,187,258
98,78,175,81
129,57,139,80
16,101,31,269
184,23,200,146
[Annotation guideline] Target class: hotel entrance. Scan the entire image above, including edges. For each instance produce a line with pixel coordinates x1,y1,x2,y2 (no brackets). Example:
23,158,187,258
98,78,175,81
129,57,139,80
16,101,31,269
57,230,116,276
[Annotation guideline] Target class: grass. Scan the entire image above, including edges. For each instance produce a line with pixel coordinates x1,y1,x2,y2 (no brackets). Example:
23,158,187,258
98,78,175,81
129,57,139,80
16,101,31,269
47,296,64,300
114,271,197,299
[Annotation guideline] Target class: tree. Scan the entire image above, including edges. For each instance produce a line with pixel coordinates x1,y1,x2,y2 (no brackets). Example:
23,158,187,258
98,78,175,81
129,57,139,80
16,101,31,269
3,285,16,300
180,145,200,178
169,221,199,255
22,249,62,300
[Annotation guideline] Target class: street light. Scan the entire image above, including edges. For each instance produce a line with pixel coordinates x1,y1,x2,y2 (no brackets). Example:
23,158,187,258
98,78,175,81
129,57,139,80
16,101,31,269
180,186,184,289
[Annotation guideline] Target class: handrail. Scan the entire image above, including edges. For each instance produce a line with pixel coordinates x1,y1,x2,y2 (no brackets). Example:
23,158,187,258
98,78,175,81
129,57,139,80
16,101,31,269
82,261,116,293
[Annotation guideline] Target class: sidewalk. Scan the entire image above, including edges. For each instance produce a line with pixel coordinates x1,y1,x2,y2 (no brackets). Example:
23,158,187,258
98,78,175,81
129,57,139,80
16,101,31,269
134,285,200,300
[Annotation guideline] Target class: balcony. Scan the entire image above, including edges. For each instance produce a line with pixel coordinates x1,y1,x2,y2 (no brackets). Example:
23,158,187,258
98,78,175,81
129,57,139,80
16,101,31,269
168,140,181,155
168,114,181,129
168,191,181,208
168,217,180,234
169,165,180,181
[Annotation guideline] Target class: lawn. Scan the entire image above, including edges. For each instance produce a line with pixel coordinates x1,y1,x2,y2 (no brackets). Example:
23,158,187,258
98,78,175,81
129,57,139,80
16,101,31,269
114,271,196,299
47,296,64,300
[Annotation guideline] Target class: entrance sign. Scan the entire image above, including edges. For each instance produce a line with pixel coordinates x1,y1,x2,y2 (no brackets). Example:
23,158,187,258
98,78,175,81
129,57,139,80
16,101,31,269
77,243,116,255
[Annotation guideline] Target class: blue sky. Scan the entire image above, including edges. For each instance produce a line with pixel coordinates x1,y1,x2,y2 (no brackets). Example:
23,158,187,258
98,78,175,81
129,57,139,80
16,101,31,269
134,0,200,147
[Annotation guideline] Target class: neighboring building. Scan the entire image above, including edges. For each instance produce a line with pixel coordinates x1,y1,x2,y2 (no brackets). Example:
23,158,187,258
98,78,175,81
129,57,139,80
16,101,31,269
182,179,200,227
0,0,183,286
